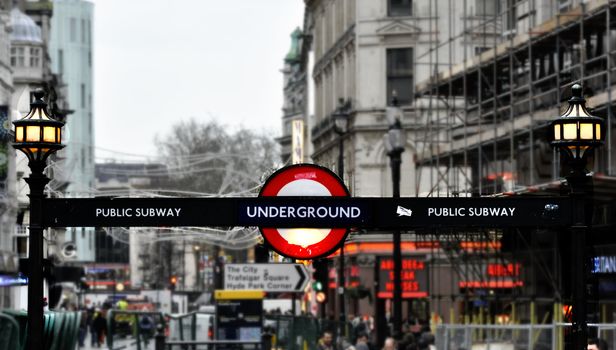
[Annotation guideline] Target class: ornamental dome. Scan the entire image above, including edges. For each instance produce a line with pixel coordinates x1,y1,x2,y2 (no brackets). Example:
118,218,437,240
10,8,42,44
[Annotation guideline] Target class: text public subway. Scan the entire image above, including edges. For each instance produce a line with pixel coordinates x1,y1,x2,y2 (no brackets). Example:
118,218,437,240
427,207,516,217
246,206,361,219
95,208,182,217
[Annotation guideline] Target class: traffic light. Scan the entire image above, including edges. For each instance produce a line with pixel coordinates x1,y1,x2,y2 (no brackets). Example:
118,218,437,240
316,291,327,303
313,259,328,294
313,280,323,291
169,275,177,290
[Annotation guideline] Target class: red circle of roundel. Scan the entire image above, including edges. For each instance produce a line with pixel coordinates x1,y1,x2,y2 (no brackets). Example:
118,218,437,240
259,163,350,260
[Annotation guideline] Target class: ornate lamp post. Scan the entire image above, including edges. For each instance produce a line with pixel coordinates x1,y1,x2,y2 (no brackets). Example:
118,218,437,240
383,95,406,340
551,84,604,350
12,89,64,350
333,98,350,339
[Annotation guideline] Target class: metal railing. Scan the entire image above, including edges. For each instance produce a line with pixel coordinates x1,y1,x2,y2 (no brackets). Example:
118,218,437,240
0,310,81,350
107,310,166,350
163,339,264,350
435,323,616,350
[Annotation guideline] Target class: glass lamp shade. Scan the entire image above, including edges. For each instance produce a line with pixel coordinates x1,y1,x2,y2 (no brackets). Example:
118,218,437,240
384,126,406,154
386,105,403,126
12,90,64,162
333,111,349,135
551,84,604,160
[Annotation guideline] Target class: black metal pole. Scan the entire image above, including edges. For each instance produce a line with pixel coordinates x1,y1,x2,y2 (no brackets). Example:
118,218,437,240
214,246,223,290
25,161,49,350
195,248,200,290
292,259,297,316
112,270,116,303
390,150,402,340
567,162,591,350
337,135,346,340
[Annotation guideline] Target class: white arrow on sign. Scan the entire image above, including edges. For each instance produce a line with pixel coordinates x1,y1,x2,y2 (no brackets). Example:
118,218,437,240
224,263,309,293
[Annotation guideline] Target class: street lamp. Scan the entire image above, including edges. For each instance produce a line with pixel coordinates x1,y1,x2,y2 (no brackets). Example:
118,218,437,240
383,95,406,340
550,84,604,350
12,89,64,350
333,98,350,339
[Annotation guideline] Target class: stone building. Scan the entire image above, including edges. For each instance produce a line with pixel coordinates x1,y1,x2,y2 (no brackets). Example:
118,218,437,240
280,28,312,165
0,0,17,309
286,0,616,344
49,0,95,262
6,0,71,310
295,0,497,334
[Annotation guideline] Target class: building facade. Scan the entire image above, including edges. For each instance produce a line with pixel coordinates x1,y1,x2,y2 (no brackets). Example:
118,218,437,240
49,0,95,262
287,0,616,343
0,0,17,309
3,0,72,309
280,27,313,165
298,0,497,330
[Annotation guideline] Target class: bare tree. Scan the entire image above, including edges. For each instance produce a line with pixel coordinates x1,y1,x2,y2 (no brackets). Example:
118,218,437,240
143,119,278,291
155,119,278,195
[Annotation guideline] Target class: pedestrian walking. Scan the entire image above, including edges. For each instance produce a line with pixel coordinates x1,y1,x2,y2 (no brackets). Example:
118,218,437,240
355,332,371,350
77,309,87,348
92,310,107,347
382,337,397,350
139,315,155,347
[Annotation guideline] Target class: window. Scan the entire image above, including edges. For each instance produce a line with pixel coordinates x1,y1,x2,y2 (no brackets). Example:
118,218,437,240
388,0,412,17
386,48,414,105
30,47,40,67
476,0,497,16
87,20,91,44
81,19,86,43
505,0,519,31
70,18,76,42
81,149,85,170
81,83,85,108
14,236,28,257
475,47,489,56
58,49,64,74
10,47,25,67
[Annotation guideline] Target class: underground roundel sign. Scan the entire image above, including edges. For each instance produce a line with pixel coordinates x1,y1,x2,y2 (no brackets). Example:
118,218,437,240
259,164,349,260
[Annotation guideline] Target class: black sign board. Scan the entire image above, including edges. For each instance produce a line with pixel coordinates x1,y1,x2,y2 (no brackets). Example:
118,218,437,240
43,197,571,228
377,257,429,299
216,299,263,344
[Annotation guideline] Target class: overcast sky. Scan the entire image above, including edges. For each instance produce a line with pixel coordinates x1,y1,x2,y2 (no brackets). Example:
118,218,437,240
93,1,304,161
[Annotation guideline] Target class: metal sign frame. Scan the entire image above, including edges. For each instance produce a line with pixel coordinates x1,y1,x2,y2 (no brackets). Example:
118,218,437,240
44,196,572,228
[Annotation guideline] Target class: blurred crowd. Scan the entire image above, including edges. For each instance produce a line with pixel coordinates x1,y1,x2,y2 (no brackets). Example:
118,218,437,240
317,315,435,350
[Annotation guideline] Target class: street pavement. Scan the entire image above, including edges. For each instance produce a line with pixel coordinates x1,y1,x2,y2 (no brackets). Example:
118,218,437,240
78,332,154,350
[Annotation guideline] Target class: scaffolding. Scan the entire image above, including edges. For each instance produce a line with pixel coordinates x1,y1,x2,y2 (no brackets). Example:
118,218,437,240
415,0,616,196
410,0,616,325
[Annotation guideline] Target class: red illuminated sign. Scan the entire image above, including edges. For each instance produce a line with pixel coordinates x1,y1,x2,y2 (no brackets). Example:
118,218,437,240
327,262,361,289
259,164,350,259
487,263,521,277
458,262,524,289
377,257,428,299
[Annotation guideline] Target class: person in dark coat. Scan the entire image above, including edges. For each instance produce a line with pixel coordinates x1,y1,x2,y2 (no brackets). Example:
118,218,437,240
92,311,107,347
77,309,88,347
